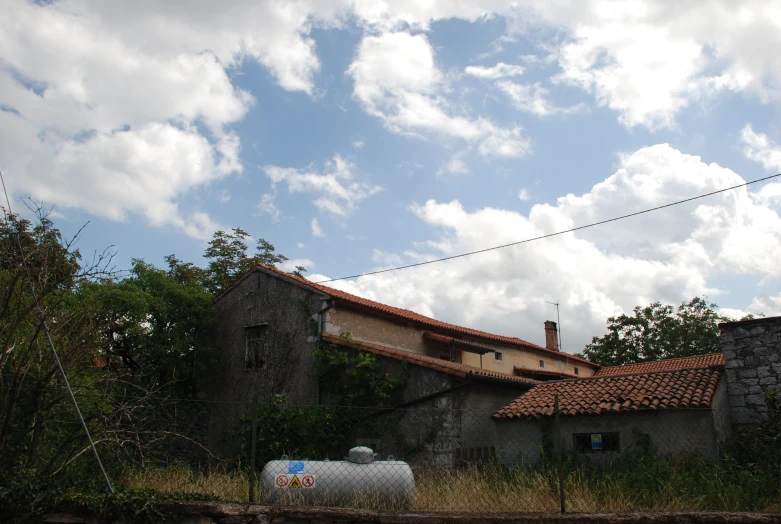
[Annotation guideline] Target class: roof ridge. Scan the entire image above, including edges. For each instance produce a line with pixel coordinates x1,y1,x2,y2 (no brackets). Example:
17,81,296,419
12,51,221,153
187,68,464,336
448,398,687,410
218,264,593,364
547,363,724,384
600,352,723,368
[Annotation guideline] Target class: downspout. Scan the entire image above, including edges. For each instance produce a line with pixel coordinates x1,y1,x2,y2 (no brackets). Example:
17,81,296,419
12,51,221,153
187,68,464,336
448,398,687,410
314,299,333,406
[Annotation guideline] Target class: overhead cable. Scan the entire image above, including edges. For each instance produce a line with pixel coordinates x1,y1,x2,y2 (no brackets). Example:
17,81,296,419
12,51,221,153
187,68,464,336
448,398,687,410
315,173,781,284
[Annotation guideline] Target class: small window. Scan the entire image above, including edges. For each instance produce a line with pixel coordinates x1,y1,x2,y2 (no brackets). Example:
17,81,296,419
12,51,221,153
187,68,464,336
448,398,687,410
574,367,580,376
573,432,620,453
245,324,268,370
494,351,503,362
539,360,545,369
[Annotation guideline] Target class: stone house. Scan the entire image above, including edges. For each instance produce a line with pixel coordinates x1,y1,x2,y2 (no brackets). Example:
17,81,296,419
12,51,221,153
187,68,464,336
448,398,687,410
492,315,781,465
206,264,599,461
493,353,731,464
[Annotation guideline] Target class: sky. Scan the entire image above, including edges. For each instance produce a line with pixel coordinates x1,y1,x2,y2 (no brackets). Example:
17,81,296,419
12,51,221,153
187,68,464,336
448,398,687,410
2,0,781,354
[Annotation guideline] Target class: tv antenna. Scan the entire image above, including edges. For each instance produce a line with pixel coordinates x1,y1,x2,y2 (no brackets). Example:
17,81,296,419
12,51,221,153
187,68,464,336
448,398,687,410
545,301,563,351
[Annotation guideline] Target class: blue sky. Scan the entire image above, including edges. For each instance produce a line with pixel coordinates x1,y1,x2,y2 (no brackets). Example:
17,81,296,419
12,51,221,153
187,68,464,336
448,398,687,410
3,0,781,351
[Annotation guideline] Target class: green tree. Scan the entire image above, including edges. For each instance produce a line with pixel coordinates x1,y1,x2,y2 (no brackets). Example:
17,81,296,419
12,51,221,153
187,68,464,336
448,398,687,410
579,297,732,366
201,228,304,295
84,258,217,394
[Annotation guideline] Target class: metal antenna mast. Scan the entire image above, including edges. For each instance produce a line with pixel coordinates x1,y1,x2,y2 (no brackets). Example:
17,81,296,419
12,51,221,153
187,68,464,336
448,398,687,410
545,301,563,351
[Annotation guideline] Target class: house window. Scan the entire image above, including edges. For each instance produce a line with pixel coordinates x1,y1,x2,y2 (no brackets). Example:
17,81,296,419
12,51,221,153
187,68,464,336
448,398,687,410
574,367,580,376
494,351,503,362
539,360,545,369
573,432,620,453
245,324,268,370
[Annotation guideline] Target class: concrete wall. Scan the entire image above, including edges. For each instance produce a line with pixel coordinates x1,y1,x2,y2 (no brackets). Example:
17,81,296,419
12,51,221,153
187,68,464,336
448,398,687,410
496,408,723,466
207,269,328,455
324,305,596,378
720,316,781,424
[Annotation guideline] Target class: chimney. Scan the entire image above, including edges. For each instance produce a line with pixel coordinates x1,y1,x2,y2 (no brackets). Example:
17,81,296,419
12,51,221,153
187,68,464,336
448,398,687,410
544,320,559,352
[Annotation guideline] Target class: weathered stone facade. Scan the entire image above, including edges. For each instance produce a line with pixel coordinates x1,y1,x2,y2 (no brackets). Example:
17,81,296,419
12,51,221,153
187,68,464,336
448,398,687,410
719,316,781,424
206,266,534,462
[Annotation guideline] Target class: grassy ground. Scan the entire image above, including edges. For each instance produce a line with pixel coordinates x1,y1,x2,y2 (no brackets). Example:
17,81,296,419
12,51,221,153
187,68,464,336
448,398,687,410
120,463,781,513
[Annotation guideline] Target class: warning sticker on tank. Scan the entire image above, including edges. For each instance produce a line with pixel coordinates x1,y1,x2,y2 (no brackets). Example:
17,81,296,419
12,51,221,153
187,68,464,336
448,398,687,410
301,474,316,488
288,475,302,488
288,461,304,474
274,474,289,488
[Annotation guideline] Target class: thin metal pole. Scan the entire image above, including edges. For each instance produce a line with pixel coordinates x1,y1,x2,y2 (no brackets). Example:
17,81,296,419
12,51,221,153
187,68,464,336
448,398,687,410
554,394,565,513
0,170,114,493
546,301,563,350
248,395,258,503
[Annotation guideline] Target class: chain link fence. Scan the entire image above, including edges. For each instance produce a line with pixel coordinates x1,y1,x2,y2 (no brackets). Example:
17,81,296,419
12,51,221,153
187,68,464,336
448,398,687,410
112,397,781,513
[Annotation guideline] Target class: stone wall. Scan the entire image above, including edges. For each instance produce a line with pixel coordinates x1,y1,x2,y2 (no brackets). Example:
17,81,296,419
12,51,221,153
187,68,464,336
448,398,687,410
495,407,725,466
207,267,329,457
719,316,781,424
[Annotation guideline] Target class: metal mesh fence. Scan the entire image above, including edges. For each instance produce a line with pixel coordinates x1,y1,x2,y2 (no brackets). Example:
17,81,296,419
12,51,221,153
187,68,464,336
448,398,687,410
113,399,781,513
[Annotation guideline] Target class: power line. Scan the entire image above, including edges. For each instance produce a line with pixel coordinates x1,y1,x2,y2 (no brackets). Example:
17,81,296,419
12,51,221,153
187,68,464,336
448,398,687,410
0,170,115,494
315,173,781,284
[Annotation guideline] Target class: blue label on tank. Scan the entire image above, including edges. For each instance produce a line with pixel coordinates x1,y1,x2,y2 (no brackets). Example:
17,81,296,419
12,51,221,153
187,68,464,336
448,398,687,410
288,461,304,474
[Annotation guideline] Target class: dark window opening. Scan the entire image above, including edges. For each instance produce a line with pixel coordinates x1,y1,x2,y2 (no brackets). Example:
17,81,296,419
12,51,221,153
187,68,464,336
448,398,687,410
439,354,451,361
574,367,580,376
573,432,620,453
494,351,503,362
245,324,268,370
539,360,545,368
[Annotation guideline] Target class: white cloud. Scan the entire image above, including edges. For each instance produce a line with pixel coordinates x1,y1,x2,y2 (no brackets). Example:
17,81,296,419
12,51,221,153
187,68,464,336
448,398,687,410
256,193,282,222
344,1,781,130
311,218,325,238
347,31,531,158
464,62,525,80
6,0,781,239
298,242,305,248
521,0,781,130
0,117,234,240
436,154,470,176
310,142,781,352
216,189,231,203
263,154,382,217
518,188,531,201
353,139,365,149
279,258,314,273
0,0,332,238
740,124,781,171
497,81,586,116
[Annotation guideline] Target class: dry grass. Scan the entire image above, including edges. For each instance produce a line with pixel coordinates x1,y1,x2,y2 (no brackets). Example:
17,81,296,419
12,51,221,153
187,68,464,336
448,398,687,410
121,465,247,502
120,464,781,513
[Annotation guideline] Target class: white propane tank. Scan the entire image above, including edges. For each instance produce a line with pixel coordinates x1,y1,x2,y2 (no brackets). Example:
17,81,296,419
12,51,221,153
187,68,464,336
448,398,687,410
260,447,415,506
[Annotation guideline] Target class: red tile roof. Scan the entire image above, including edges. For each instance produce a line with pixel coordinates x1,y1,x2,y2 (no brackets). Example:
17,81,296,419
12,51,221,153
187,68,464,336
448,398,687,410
593,353,724,377
216,264,596,367
493,366,723,419
321,332,538,387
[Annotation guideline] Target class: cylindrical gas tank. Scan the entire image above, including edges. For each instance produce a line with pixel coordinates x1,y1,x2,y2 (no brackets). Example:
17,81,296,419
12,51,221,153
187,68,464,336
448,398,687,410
260,447,415,506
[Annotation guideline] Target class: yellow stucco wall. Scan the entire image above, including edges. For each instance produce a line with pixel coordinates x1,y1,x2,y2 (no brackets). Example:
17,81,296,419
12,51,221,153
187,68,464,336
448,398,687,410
324,305,597,377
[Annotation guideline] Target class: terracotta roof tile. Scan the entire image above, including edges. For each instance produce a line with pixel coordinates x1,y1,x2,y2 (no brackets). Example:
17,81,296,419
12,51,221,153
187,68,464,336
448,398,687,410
594,353,724,377
321,332,538,387
216,264,597,368
493,366,723,420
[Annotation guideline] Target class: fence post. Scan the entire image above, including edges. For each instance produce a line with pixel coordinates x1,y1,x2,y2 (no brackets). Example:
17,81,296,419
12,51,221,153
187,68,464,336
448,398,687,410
248,395,258,503
554,393,565,513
